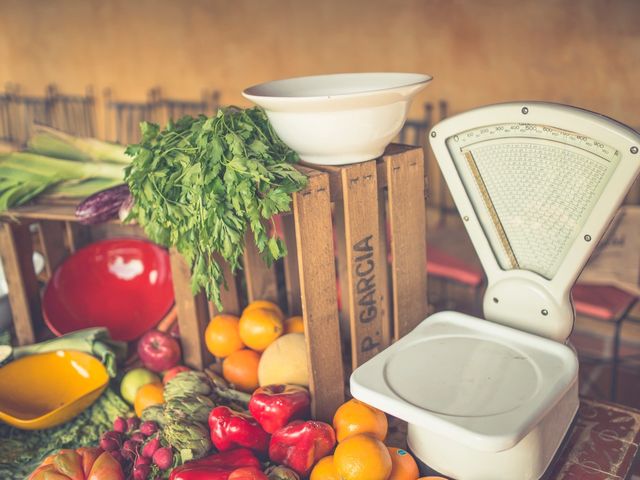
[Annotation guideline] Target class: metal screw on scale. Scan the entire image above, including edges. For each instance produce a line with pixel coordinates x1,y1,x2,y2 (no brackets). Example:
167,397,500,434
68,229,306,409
522,106,529,114
430,131,437,138
631,146,638,154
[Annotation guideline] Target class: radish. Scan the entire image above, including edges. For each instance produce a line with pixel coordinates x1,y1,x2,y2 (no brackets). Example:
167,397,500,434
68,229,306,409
135,455,151,466
130,432,146,443
142,437,161,458
99,435,119,452
152,447,173,470
122,439,139,460
127,416,140,432
132,463,150,480
140,421,158,437
113,416,127,433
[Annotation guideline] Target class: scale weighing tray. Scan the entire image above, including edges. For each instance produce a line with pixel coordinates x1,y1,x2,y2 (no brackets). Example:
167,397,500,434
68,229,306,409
351,102,640,480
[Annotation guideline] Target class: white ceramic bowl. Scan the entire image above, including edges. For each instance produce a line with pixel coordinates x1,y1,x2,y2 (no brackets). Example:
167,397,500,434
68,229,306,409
243,72,431,165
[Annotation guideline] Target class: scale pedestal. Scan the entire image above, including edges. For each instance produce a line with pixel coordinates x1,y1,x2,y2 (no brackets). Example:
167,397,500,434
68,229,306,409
351,102,640,479
351,312,579,480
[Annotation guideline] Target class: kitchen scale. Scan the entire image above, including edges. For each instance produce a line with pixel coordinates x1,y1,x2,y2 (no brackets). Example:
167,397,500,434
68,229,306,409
351,102,640,480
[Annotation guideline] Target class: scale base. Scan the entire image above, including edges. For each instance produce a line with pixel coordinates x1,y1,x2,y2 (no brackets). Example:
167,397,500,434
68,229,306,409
406,381,579,480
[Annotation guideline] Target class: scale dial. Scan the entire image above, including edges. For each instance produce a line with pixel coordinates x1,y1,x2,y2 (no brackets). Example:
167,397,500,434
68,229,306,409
446,123,620,280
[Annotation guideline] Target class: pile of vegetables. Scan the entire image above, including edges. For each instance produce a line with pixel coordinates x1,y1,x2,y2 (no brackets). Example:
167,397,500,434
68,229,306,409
0,389,129,478
0,125,128,210
124,107,307,308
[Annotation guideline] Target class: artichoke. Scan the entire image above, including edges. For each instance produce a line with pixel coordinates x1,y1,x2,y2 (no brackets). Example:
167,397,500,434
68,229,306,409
140,404,166,425
163,420,211,461
164,394,214,424
164,371,212,401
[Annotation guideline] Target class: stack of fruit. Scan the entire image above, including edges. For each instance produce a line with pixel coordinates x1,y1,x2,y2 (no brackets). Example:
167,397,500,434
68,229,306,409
307,399,443,480
205,301,307,392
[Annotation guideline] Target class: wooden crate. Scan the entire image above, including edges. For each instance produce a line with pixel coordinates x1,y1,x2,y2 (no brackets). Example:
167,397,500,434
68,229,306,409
0,144,428,423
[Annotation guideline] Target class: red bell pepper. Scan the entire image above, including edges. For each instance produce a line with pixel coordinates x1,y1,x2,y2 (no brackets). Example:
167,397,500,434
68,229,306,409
249,385,311,434
169,448,261,480
268,420,336,476
228,466,269,480
209,406,270,453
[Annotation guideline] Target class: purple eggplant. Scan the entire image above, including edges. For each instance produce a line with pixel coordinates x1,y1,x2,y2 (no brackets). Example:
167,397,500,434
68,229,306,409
75,184,131,225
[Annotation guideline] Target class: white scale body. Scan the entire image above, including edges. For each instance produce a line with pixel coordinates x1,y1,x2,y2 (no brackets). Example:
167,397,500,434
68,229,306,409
351,102,640,480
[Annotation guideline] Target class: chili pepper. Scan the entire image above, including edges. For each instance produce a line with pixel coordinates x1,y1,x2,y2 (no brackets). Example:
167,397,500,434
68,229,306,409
249,385,311,434
208,406,270,453
169,448,261,480
268,420,336,476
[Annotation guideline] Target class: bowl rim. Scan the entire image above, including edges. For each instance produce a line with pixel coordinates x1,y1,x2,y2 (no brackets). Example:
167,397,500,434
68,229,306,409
42,237,174,340
243,72,432,101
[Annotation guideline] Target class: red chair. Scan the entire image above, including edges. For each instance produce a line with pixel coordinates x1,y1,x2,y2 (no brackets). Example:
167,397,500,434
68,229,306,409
426,245,484,313
572,284,638,400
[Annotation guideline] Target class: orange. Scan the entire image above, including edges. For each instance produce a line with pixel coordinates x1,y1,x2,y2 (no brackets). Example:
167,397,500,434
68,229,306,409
334,433,392,480
333,398,388,442
222,349,261,392
310,455,340,480
134,383,164,417
284,315,305,334
243,300,284,320
239,306,284,352
388,447,419,480
205,314,245,357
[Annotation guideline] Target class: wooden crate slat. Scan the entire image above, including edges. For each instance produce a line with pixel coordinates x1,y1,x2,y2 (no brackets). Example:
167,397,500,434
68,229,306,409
281,213,302,316
377,193,392,345
333,206,351,342
305,144,418,202
340,160,390,369
169,248,212,370
0,221,41,345
65,221,91,252
243,229,278,303
385,147,429,338
209,254,242,316
292,170,344,422
39,220,69,276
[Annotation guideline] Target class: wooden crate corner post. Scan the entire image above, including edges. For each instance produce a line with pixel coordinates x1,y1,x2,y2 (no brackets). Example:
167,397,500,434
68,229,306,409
0,220,41,345
292,168,345,422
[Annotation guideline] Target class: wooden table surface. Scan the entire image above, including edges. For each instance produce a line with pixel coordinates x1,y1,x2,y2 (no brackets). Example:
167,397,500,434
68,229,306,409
388,397,640,479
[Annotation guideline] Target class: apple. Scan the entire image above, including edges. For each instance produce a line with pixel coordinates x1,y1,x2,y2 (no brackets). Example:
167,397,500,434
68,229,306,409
120,368,160,404
163,365,191,384
137,330,182,373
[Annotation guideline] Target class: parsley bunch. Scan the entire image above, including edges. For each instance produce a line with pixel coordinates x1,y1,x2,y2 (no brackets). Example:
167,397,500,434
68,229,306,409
125,107,307,309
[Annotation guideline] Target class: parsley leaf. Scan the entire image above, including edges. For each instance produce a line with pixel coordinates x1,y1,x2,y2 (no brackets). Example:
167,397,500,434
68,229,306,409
125,107,307,309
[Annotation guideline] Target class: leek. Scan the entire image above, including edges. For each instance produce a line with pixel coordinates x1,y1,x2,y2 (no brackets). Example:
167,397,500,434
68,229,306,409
0,152,124,211
43,178,124,199
27,125,129,165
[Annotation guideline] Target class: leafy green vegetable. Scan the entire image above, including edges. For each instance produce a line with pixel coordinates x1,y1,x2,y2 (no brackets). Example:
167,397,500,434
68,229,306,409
0,388,130,478
125,107,307,309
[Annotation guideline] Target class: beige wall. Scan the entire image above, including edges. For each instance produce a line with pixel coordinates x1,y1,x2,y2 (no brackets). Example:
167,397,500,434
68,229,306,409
1,0,639,137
